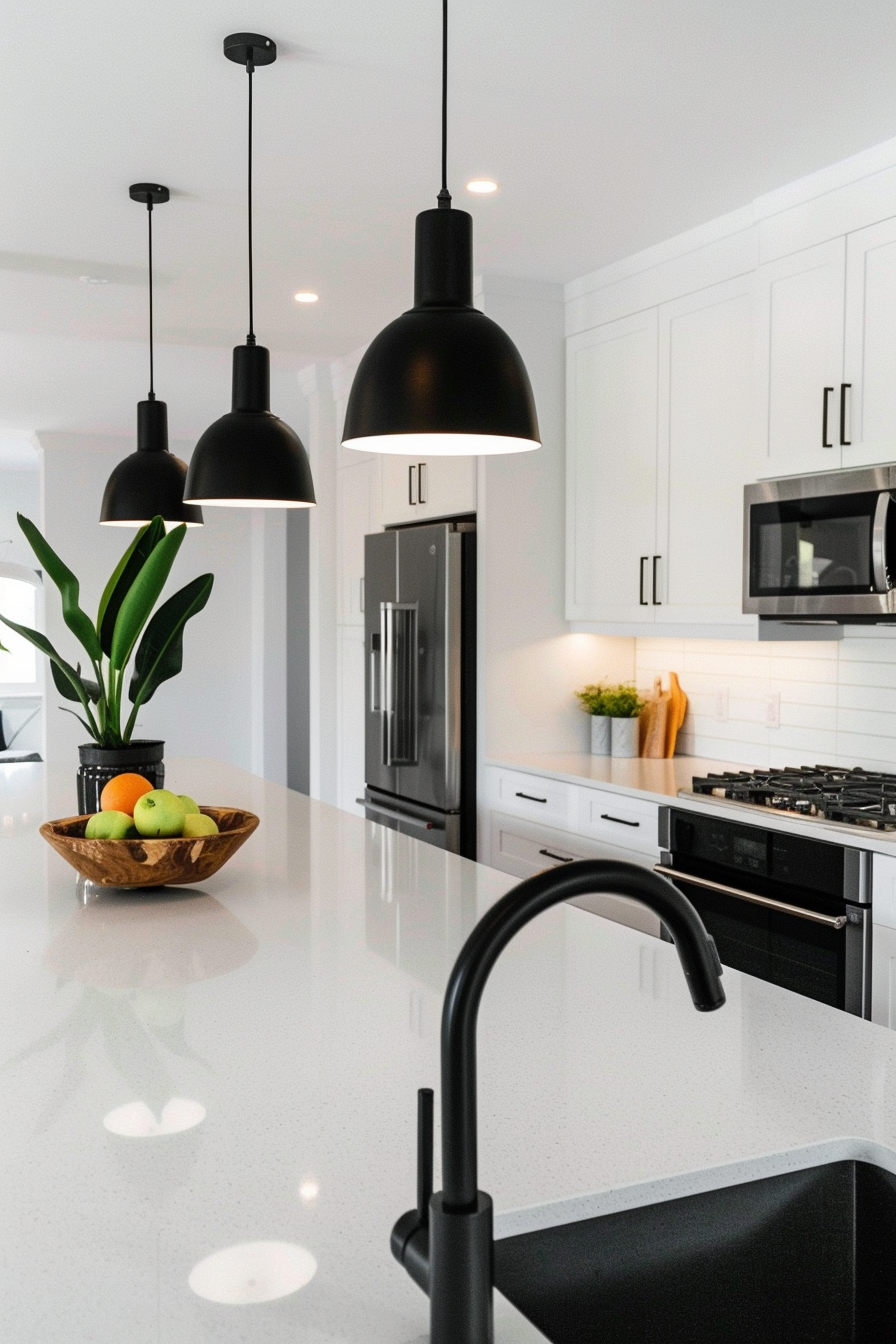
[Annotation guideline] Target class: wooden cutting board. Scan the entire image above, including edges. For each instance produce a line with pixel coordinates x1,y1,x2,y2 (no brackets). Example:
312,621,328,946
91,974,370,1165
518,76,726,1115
664,671,688,758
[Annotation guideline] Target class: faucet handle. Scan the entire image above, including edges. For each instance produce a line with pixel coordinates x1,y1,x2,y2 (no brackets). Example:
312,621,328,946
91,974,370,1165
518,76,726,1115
417,1087,434,1226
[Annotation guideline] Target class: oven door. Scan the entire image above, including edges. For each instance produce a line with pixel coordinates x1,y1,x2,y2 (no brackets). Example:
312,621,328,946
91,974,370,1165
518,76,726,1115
655,862,870,1016
743,478,896,618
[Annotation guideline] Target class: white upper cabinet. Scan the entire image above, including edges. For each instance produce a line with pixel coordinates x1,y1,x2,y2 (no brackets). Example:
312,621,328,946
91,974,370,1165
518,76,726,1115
381,456,476,528
754,237,846,478
337,457,379,625
566,310,659,624
655,277,755,627
843,216,896,468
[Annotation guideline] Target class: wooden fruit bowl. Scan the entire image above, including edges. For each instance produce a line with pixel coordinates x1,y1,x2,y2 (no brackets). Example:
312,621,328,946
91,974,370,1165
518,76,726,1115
40,807,259,890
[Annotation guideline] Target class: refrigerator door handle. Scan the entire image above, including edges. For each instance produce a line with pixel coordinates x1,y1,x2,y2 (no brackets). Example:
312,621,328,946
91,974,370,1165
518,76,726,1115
356,798,437,831
381,601,419,767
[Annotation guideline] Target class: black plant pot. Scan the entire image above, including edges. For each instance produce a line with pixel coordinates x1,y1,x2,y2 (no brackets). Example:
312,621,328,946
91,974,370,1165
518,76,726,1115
77,742,165,815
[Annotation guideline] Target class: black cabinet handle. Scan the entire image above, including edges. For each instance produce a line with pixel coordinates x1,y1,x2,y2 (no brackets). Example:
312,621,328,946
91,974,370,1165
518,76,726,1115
600,813,640,828
408,464,417,506
822,386,834,447
840,383,851,446
639,556,648,606
418,462,427,504
516,791,547,803
652,555,661,605
539,847,574,864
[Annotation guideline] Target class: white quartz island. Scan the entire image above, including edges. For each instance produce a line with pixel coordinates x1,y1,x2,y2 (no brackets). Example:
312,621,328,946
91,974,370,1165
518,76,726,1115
6,758,896,1342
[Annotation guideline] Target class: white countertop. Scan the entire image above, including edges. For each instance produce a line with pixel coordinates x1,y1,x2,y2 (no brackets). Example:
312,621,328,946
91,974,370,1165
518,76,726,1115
6,759,896,1342
488,751,896,854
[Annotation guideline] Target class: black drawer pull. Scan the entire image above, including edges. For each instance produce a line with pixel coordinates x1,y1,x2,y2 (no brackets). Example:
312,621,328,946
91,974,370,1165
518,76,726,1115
516,791,547,803
822,386,834,448
600,813,640,827
539,847,574,864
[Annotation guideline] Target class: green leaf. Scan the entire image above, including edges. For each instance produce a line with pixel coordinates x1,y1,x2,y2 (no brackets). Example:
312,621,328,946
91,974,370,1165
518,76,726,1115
16,514,102,663
59,706,94,735
109,524,186,671
0,613,93,713
128,574,213,707
96,517,166,657
49,661,100,704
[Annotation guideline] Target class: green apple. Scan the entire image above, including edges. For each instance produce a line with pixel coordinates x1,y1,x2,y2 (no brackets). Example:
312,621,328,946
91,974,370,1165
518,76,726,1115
133,789,187,838
177,794,200,816
182,813,219,838
85,810,134,840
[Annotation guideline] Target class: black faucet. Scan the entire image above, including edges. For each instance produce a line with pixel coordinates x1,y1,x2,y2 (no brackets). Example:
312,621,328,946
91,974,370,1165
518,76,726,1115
391,859,726,1344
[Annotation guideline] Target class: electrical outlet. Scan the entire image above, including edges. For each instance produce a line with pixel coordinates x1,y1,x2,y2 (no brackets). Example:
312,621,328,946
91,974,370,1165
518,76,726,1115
766,692,781,728
714,688,729,722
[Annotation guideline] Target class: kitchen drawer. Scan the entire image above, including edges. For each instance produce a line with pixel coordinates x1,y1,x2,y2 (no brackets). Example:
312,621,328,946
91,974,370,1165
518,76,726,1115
576,788,660,856
488,767,579,830
488,811,661,938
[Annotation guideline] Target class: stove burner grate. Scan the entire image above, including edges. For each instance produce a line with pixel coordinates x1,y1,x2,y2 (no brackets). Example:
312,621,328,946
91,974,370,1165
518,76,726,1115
690,766,896,830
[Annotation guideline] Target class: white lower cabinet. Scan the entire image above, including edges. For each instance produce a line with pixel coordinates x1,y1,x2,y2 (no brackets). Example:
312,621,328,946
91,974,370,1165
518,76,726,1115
487,809,662,939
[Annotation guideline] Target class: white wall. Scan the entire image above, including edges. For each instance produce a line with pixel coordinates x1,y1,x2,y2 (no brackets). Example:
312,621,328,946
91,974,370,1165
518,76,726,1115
0,465,41,567
38,430,259,772
636,632,896,771
476,276,635,759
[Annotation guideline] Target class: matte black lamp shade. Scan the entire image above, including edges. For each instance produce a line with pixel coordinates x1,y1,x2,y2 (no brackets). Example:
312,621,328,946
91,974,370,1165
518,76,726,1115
100,400,204,527
342,208,540,456
184,344,316,507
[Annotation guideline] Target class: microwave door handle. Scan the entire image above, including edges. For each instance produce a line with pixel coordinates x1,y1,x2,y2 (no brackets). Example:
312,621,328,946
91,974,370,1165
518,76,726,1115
872,492,891,593
653,865,847,929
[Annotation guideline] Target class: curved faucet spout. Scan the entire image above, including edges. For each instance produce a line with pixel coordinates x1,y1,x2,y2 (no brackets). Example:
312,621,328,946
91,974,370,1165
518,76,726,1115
441,859,725,1211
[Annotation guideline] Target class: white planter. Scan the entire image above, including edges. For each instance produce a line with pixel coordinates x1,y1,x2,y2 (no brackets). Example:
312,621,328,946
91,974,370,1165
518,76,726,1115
611,716,640,759
590,715,611,756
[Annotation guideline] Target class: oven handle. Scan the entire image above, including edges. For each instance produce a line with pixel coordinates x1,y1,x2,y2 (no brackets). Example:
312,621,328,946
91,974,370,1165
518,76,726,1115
872,491,891,593
653,865,848,929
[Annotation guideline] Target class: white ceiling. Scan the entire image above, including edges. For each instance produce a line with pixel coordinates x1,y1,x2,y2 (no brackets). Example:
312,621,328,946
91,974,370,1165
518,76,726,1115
4,0,896,427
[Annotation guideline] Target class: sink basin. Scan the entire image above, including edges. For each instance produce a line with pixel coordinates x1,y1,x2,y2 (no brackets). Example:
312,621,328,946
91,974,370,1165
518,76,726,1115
494,1161,896,1342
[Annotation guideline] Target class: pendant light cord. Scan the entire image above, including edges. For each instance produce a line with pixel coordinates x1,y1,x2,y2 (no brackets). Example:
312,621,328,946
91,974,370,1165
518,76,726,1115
438,0,451,208
146,200,155,399
246,58,256,344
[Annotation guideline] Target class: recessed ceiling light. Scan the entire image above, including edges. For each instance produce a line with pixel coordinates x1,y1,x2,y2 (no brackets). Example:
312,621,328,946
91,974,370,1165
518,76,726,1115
79,275,109,285
294,291,319,303
466,179,498,194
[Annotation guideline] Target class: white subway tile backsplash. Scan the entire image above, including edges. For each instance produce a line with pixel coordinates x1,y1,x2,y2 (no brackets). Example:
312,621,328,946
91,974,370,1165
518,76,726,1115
635,635,896,772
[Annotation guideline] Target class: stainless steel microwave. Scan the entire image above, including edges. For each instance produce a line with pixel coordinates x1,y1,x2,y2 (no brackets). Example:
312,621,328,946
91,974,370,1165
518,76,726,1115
743,465,896,621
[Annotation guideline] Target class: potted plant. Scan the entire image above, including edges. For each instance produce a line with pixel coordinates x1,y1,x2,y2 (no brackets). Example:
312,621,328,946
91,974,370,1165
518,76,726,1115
0,514,213,812
575,683,611,756
601,683,646,758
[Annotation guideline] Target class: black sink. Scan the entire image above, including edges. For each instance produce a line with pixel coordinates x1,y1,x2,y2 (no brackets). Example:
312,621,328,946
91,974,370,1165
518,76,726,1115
494,1160,896,1343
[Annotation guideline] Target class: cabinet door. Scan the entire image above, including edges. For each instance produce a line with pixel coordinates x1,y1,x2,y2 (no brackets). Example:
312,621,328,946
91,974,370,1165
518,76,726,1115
336,625,366,815
754,237,846,478
380,457,419,527
417,456,477,520
566,310,659,623
844,216,896,468
655,278,755,627
337,459,379,625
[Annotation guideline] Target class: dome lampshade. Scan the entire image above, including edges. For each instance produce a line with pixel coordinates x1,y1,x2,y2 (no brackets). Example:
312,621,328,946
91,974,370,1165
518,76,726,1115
101,400,203,527
343,208,539,456
184,344,315,508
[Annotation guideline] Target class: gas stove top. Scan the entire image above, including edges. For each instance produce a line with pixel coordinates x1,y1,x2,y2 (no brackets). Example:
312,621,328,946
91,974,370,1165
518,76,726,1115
689,766,896,831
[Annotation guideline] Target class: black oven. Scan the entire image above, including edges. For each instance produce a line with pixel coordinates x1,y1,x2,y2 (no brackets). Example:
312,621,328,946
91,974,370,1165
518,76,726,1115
658,808,871,1016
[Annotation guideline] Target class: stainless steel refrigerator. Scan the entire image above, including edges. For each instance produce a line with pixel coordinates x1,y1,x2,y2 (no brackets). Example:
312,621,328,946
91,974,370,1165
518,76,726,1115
360,520,476,858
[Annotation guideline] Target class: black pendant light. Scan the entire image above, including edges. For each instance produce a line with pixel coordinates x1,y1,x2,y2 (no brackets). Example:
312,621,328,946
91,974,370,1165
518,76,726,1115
100,185,203,527
341,0,540,457
184,34,316,509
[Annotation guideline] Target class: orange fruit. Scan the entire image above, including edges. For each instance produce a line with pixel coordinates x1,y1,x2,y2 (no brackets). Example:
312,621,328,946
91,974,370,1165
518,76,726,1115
100,772,154,817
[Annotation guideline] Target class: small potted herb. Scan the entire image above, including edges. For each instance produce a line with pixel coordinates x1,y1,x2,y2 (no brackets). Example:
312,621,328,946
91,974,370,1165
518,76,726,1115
575,683,611,756
576,682,645,758
0,514,213,811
